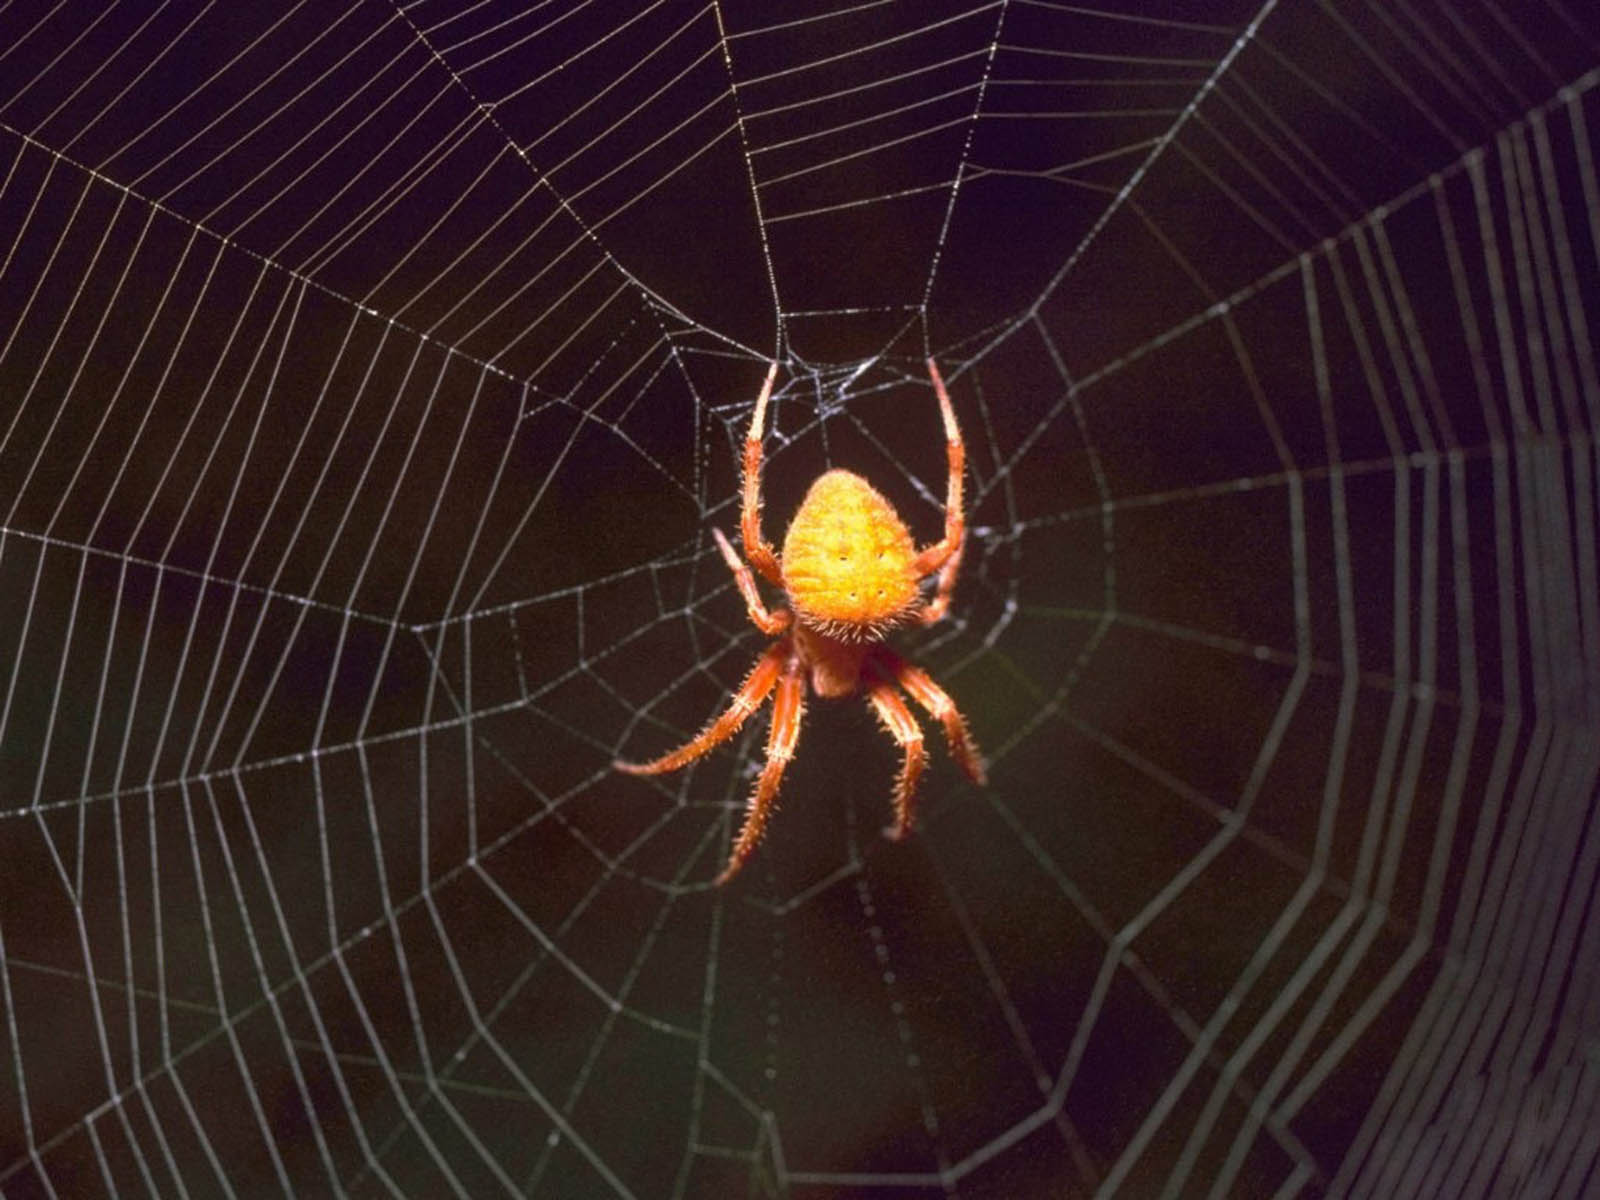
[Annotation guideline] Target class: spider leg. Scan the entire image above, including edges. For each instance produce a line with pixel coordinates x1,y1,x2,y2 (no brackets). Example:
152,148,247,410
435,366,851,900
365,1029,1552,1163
741,361,784,586
911,358,968,592
865,682,927,842
917,537,964,627
713,527,790,635
615,640,788,776
716,657,805,885
877,649,986,787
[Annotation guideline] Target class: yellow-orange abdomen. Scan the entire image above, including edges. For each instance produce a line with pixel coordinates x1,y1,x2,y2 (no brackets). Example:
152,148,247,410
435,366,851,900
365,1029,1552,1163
781,469,919,637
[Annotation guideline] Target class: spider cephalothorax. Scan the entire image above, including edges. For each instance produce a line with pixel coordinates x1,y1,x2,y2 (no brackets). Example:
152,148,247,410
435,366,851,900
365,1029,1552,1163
615,359,985,884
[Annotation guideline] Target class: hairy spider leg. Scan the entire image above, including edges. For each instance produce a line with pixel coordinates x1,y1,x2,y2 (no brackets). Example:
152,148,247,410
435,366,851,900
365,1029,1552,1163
716,659,805,884
614,639,788,776
880,650,987,787
712,527,789,635
865,682,928,840
918,539,965,627
741,362,783,586
915,358,968,625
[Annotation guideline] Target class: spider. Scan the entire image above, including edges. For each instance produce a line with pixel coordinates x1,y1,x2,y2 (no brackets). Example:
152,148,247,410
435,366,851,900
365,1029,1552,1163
615,358,985,884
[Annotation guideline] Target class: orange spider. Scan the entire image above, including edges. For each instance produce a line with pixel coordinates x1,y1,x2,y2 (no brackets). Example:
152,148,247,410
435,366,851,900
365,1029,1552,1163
615,359,985,884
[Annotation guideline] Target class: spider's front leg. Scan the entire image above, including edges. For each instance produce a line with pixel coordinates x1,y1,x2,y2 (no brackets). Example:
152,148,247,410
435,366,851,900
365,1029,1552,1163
615,640,788,776
716,658,805,884
883,650,986,786
865,682,927,841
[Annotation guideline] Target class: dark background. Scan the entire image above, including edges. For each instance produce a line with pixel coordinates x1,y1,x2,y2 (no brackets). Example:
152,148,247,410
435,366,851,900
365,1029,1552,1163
2,2,1598,1197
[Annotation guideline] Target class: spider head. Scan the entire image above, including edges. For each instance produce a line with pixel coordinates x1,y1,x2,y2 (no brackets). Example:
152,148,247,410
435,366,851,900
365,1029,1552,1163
780,469,921,641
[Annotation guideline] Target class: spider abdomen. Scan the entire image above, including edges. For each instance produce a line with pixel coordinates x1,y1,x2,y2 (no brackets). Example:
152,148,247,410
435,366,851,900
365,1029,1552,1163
781,469,919,637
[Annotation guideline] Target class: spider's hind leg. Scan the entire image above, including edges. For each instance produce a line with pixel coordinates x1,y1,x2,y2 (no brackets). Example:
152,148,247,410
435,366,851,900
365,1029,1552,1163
713,527,789,635
740,362,784,586
912,358,968,588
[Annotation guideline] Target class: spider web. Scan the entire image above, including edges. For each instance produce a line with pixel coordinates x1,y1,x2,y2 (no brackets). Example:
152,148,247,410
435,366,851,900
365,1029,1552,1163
2,1,1598,1196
